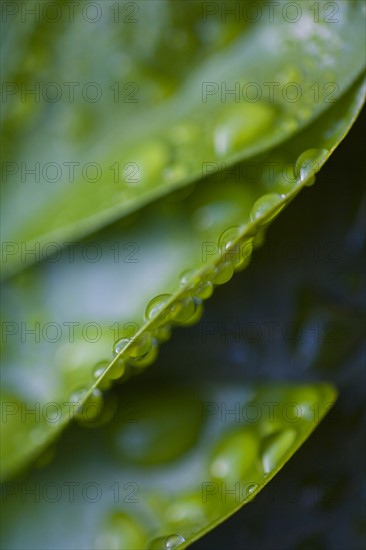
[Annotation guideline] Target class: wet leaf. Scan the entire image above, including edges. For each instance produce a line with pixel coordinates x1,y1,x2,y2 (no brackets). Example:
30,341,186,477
2,0,365,277
0,382,336,550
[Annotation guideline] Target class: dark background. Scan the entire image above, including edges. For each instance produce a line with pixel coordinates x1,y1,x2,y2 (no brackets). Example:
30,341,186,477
141,109,365,550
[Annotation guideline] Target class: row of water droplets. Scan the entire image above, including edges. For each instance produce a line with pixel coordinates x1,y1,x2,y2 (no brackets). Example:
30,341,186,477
70,148,327,424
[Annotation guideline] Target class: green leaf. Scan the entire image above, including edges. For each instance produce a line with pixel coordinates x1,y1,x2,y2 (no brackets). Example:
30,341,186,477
0,382,337,550
1,75,364,481
2,0,365,277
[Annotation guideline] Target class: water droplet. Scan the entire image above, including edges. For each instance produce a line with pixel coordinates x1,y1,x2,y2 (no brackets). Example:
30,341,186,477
106,358,126,381
193,280,214,300
114,332,152,359
145,294,172,322
210,428,259,482
69,388,88,409
113,338,129,357
92,361,112,390
211,261,234,285
75,389,103,424
250,193,284,223
152,324,172,343
179,269,199,288
93,361,108,380
165,493,205,525
170,296,196,324
148,534,185,549
127,337,159,369
295,149,328,185
233,239,253,272
219,226,241,250
94,512,146,550
247,482,258,495
261,429,297,474
214,103,275,157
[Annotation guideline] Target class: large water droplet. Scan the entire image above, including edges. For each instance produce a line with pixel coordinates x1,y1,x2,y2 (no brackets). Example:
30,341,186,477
170,296,196,324
261,428,297,474
152,324,172,343
148,534,185,549
106,358,126,381
179,269,199,288
74,389,103,424
127,337,159,369
211,261,234,285
295,148,328,185
145,294,172,322
210,428,259,482
214,103,275,157
250,193,284,223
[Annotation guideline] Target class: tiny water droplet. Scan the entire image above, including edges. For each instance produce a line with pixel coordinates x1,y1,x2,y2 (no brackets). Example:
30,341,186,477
295,148,328,185
148,534,186,549
261,429,297,474
247,482,258,495
250,193,283,223
145,294,172,322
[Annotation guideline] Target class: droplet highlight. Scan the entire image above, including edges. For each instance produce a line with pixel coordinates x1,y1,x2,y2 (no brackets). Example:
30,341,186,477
250,193,284,223
295,148,328,185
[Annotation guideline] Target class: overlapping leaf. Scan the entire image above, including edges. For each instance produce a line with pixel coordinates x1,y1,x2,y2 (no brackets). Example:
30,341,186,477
1,0,365,277
1,76,364,481
0,383,336,550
